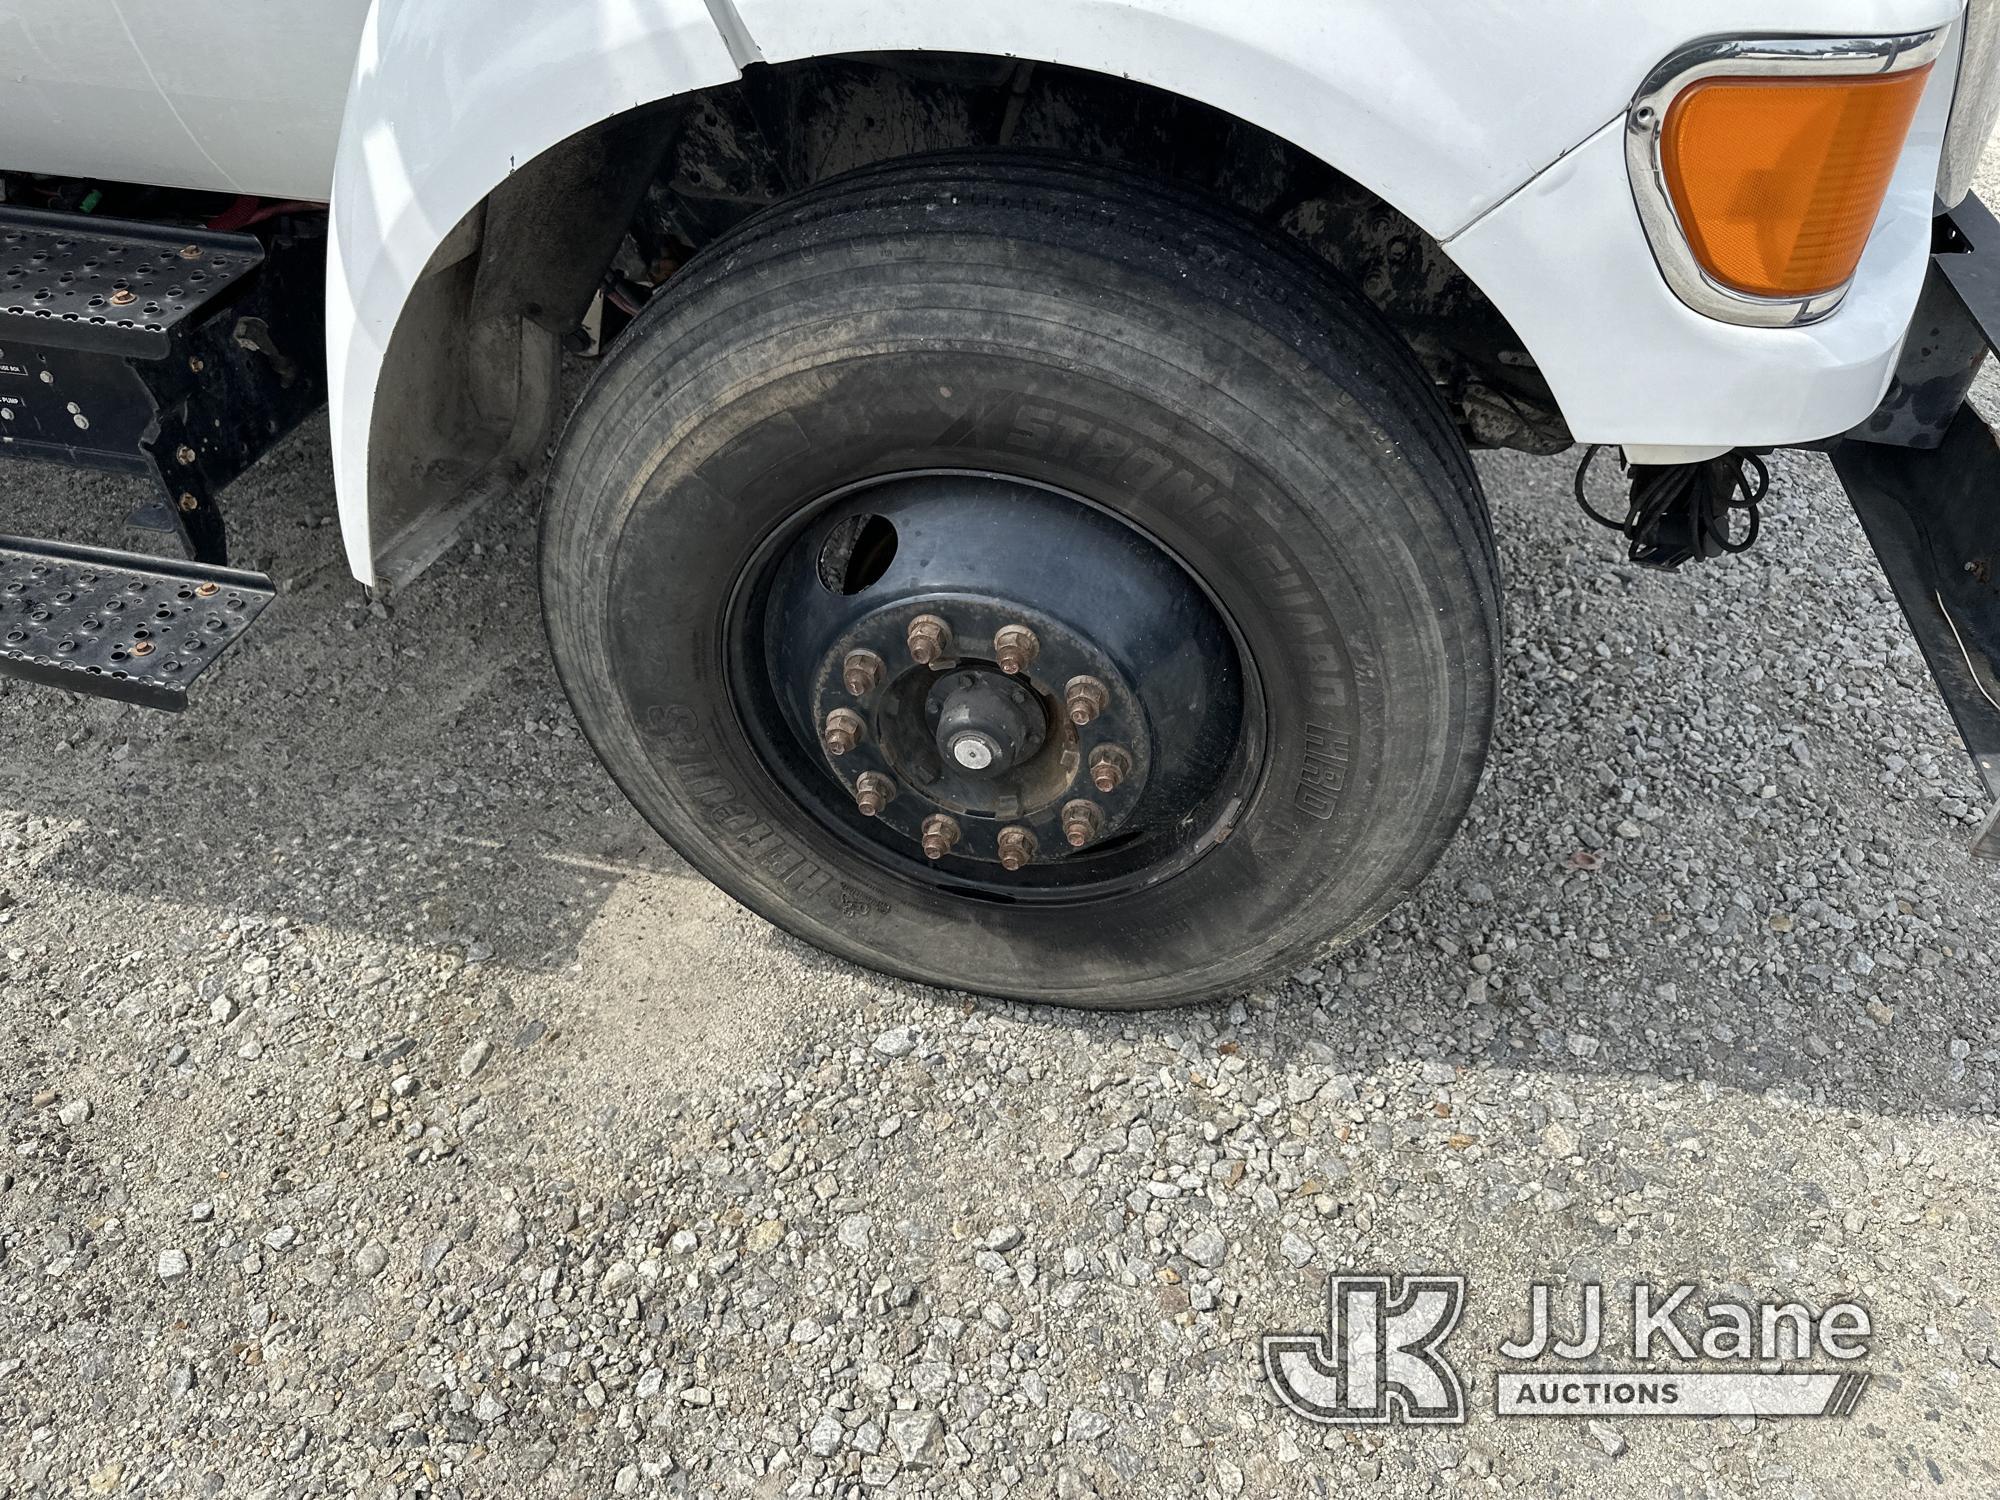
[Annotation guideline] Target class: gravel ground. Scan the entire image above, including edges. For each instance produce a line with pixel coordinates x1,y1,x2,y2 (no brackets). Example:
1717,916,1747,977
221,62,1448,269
7,249,2000,1500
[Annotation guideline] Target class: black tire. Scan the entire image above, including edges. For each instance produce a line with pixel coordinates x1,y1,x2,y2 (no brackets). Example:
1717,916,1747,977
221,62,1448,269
541,152,1499,1008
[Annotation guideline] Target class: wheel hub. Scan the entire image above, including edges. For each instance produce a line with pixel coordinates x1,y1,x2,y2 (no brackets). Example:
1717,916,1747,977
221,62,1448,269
812,594,1130,845
933,667,1044,776
737,472,1250,895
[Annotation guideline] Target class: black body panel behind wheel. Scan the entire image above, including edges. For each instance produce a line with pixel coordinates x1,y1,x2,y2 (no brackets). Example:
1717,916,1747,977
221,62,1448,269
541,153,1500,1008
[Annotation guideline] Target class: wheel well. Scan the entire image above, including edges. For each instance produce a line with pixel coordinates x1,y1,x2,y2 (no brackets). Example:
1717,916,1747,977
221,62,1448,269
371,51,1568,584
645,55,1567,452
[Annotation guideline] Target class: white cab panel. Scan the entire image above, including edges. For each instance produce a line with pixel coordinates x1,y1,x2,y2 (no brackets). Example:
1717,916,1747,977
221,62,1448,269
0,1,367,197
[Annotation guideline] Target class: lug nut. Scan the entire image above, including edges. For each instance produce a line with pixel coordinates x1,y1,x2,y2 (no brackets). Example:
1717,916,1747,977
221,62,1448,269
906,613,952,666
992,623,1040,675
1064,675,1109,726
1088,745,1132,793
920,813,960,861
854,772,896,816
822,707,866,757
842,648,886,697
996,825,1038,871
1061,799,1105,849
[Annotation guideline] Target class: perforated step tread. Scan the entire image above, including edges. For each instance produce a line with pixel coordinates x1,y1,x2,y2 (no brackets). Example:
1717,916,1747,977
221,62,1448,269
0,536,272,710
0,206,262,357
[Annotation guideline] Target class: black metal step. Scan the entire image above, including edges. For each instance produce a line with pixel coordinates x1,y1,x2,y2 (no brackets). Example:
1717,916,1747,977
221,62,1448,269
0,206,262,357
0,535,272,710
0,203,327,566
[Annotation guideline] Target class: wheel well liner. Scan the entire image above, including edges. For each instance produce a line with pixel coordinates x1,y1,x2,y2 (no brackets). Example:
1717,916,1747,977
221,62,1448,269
352,52,1564,587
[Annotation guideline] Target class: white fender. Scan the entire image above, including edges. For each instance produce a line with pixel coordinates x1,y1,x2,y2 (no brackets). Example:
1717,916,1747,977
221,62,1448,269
329,0,1965,584
327,0,738,585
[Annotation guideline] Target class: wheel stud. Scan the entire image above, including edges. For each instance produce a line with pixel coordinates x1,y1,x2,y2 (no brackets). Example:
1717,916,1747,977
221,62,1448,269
992,623,1040,675
1061,799,1104,848
1088,745,1132,793
854,772,896,816
920,812,960,860
822,707,866,756
996,825,1038,871
842,648,886,696
1064,675,1109,726
906,613,952,666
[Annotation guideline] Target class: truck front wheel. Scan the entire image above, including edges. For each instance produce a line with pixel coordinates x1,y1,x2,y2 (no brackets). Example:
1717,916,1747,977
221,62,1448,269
540,155,1500,1008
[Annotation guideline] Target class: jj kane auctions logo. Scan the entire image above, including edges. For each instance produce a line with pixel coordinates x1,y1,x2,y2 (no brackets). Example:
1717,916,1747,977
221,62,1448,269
1263,1274,1872,1424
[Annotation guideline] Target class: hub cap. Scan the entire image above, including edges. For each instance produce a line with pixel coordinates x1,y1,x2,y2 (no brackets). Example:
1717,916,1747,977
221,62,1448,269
730,473,1254,899
933,668,1045,775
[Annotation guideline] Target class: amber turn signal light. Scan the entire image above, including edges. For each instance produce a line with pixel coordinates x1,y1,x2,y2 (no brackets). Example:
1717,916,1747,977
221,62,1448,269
1660,65,1931,301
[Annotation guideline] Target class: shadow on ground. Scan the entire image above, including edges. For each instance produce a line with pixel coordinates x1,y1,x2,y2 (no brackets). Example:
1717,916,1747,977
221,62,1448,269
2,424,1994,1129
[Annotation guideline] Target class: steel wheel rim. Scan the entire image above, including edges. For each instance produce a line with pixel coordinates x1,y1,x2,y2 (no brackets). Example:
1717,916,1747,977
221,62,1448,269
723,470,1265,904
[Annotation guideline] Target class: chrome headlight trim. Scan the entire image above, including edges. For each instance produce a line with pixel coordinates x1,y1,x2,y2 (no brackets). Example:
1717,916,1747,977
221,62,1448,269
1625,29,1948,329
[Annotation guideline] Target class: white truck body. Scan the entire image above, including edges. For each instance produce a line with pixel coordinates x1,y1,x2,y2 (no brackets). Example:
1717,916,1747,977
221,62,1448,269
0,0,1982,582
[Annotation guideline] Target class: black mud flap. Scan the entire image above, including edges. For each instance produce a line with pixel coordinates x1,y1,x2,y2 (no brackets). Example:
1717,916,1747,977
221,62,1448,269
1835,407,2000,857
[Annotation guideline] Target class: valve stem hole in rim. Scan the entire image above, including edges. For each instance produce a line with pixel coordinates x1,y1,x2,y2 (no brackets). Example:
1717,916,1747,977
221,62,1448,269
728,471,1259,903
816,513,899,595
